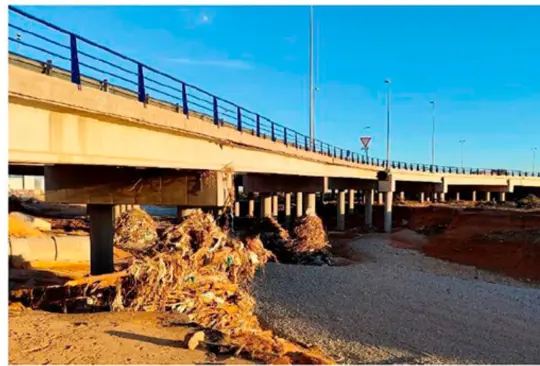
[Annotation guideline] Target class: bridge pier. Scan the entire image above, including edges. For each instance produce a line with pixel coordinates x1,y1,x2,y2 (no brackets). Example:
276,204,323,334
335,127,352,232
419,192,425,203
284,193,292,227
248,194,255,217
500,192,506,202
296,192,303,218
439,192,445,202
378,192,383,205
272,194,279,217
304,193,317,215
472,190,477,202
348,189,355,214
399,191,405,201
337,190,346,231
365,189,374,227
384,192,393,233
455,192,460,201
88,204,115,275
260,194,272,217
485,191,491,202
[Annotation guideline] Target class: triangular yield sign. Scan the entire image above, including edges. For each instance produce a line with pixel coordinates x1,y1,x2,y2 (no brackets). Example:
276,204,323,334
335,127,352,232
360,136,372,148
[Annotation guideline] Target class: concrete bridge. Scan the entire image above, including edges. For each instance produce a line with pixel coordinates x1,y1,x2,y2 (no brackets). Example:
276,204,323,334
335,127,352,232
8,6,540,273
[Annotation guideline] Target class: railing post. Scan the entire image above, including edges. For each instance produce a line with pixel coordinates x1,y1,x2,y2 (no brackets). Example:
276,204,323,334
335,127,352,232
182,83,189,116
305,136,309,151
256,114,261,137
284,127,288,145
137,63,145,103
69,34,81,86
213,97,219,126
271,122,276,141
334,146,337,158
295,133,298,148
237,107,242,132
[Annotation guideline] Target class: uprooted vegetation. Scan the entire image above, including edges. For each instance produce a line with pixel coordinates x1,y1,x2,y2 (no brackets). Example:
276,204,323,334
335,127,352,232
517,194,540,209
10,208,335,364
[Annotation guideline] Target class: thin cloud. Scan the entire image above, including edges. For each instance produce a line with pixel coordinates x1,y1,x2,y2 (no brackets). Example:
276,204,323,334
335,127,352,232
166,57,253,70
284,35,297,44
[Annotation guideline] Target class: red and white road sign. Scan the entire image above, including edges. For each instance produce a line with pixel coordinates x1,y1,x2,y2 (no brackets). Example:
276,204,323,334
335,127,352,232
360,136,372,148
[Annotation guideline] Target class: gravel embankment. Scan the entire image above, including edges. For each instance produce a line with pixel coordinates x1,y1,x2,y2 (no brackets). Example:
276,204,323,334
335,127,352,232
254,234,540,364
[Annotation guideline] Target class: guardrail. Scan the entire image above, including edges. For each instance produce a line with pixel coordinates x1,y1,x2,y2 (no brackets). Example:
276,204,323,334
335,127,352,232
8,6,540,178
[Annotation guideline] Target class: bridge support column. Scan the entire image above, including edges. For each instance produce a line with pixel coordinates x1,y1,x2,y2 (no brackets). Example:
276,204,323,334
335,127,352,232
88,204,114,275
384,192,393,233
433,192,439,202
500,192,506,202
485,191,491,202
455,192,460,201
284,193,292,227
399,191,405,201
337,190,346,231
439,193,445,202
472,190,477,202
260,194,272,218
378,192,383,205
304,193,316,215
234,202,240,217
296,192,303,218
365,189,374,227
419,192,425,203
248,194,255,217
272,194,279,217
348,189,355,214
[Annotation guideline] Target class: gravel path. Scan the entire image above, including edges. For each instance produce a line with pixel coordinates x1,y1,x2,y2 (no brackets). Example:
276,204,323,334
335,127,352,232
253,234,540,364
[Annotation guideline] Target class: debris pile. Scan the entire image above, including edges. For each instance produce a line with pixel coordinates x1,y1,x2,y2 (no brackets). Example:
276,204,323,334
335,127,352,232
11,209,334,363
517,194,540,209
255,214,333,266
113,208,159,252
290,214,333,266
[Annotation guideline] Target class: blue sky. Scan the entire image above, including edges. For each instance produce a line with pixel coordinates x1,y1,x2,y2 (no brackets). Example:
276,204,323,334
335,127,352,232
8,5,540,171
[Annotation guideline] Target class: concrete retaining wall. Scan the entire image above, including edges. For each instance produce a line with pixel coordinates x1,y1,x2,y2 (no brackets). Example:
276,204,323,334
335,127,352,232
9,235,90,263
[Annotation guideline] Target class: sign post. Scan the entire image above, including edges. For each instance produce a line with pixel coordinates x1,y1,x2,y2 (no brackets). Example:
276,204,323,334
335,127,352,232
360,136,372,161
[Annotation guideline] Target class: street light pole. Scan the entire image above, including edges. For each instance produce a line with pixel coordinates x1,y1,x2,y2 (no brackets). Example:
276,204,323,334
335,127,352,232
308,5,315,146
430,100,435,167
532,147,538,174
459,139,466,169
384,79,391,169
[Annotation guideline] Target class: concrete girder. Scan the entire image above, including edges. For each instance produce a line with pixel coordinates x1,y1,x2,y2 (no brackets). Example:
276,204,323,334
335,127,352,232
326,177,376,191
44,165,231,206
242,173,325,193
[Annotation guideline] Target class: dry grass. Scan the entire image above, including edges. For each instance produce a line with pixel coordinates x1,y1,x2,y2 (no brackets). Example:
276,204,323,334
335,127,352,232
114,208,158,252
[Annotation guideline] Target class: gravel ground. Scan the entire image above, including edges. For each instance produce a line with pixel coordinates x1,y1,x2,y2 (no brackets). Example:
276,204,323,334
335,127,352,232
253,234,540,364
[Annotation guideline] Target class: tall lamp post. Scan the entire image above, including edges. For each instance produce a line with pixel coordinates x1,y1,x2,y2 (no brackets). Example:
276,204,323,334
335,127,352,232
532,147,538,174
384,79,391,169
308,5,315,147
459,139,466,169
430,100,436,168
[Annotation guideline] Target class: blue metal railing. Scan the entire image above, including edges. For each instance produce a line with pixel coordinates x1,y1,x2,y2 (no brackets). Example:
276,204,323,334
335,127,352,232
7,6,540,179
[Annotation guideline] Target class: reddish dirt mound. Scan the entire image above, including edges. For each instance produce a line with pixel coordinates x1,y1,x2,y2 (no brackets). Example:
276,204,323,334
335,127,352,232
423,210,540,281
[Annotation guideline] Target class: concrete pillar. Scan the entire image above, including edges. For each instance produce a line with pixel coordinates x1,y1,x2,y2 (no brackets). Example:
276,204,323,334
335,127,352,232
439,193,445,202
272,194,279,217
378,192,383,205
285,193,292,226
88,204,114,275
348,189,355,214
234,201,240,217
419,192,425,203
248,195,255,217
365,189,374,227
337,190,346,231
472,190,477,202
399,191,405,201
384,191,393,233
296,192,303,217
485,191,491,202
433,192,439,202
304,193,316,215
456,192,460,201
260,194,272,218
500,192,506,202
